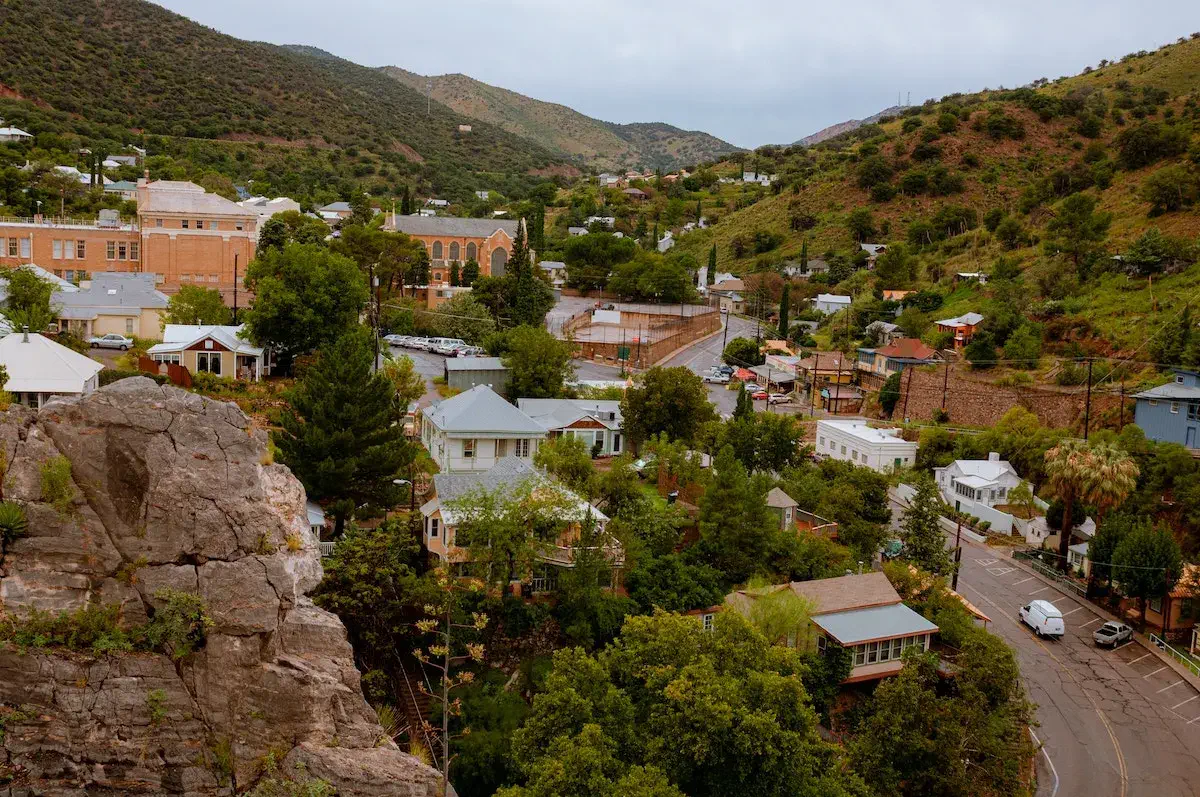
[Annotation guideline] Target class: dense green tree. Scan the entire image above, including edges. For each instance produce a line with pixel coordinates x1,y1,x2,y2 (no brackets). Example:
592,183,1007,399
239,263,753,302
879,371,902,417
874,243,916,289
275,329,413,533
501,325,574,399
607,251,696,303
856,154,894,189
799,239,809,270
1113,521,1183,623
257,210,330,251
1002,322,1043,368
693,447,774,583
722,336,764,367
621,367,717,445
449,261,461,287
900,477,954,575
1141,165,1197,214
242,243,367,371
461,258,481,286
733,385,755,421
963,330,999,369
1044,192,1112,279
706,244,717,285
1,266,55,333
379,353,426,420
1087,513,1134,587
533,435,595,494
846,208,876,242
625,554,725,613
432,292,496,344
165,284,230,326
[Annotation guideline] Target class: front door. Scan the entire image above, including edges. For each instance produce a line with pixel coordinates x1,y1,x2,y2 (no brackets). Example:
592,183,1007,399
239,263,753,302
1188,427,1197,449
612,433,621,454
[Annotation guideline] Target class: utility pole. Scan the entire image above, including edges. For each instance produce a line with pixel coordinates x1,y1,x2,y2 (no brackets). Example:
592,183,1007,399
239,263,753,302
232,254,238,325
767,366,773,413
1084,358,1094,440
720,307,730,355
810,353,819,417
833,353,843,416
951,516,963,591
941,359,950,411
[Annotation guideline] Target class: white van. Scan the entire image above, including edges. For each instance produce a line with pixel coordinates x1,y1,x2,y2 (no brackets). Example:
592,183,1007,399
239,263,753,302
429,337,466,356
1019,599,1065,638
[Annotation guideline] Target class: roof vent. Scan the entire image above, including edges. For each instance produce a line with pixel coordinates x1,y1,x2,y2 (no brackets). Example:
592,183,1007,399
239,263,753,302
21,325,29,343
988,452,1000,462
107,289,117,295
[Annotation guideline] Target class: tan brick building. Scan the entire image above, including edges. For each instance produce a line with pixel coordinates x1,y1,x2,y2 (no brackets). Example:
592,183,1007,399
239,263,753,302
0,177,259,305
386,213,519,308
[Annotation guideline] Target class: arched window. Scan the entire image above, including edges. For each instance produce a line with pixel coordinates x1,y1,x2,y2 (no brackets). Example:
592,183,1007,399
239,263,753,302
466,242,477,261
490,247,508,277
432,241,443,260
449,242,460,261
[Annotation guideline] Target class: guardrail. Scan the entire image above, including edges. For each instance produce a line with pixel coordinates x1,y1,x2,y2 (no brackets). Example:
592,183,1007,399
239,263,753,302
318,541,336,558
1012,550,1088,598
1150,633,1200,678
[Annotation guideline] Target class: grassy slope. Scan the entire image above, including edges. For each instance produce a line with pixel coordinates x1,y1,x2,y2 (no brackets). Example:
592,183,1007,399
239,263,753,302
381,67,740,172
673,37,1200,351
0,0,563,177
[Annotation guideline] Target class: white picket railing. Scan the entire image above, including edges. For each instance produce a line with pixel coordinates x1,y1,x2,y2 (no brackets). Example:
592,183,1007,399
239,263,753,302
1150,633,1200,678
318,541,336,558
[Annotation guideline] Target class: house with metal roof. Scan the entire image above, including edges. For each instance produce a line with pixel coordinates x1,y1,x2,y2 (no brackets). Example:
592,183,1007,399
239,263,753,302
856,337,941,389
517,398,625,456
816,420,916,472
103,180,138,200
723,572,938,683
0,125,33,143
444,356,509,394
935,312,985,350
419,456,623,591
933,452,1032,533
419,385,546,473
53,273,168,340
0,330,103,408
146,324,265,381
812,293,852,315
1133,369,1200,449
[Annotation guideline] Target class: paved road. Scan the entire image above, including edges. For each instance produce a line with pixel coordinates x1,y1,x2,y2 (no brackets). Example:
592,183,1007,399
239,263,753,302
386,344,446,408
952,535,1200,797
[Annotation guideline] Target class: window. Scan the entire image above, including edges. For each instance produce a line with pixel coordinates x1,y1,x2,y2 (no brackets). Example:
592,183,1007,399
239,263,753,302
514,438,530,457
466,242,477,261
153,353,181,365
155,218,163,228
463,439,475,458
429,517,439,538
819,436,825,447
851,450,858,461
433,272,442,282
181,220,189,229
432,241,443,260
52,240,62,259
118,242,128,261
125,318,134,335
840,445,846,455
208,274,218,283
130,241,139,261
106,241,116,260
7,238,16,257
1171,402,1180,414
19,238,30,259
894,457,903,468
702,613,714,632
64,240,75,259
1149,596,1163,614
816,635,827,655
195,220,204,230
449,242,460,261
235,222,243,231
866,641,878,664
1149,399,1158,407
854,645,866,666
76,240,86,259
1190,404,1199,421
196,352,222,375
1177,375,1185,384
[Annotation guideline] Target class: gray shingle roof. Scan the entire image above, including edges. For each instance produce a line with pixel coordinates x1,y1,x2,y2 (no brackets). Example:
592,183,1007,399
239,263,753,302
432,456,537,504
391,215,518,239
423,384,545,436
54,273,168,319
517,398,622,431
766,487,798,509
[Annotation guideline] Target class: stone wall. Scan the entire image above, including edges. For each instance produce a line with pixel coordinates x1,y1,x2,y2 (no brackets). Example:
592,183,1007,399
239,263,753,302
0,379,441,796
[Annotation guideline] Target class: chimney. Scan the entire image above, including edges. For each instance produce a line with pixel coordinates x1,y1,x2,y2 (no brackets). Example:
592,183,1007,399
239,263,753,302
21,325,29,343
988,452,1000,462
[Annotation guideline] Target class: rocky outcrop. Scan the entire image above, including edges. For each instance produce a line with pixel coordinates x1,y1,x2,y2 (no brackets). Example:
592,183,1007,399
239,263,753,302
0,378,441,796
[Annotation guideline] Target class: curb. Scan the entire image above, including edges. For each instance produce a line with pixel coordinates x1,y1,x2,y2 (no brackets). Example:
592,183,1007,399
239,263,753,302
997,548,1200,696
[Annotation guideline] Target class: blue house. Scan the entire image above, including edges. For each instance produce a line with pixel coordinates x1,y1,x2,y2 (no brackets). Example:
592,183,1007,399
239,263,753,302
1132,370,1200,448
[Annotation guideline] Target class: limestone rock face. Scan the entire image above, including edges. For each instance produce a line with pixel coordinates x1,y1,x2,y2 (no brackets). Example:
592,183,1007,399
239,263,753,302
0,379,441,796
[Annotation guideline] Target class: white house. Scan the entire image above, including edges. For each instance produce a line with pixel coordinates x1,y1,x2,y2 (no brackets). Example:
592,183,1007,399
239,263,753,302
816,420,916,472
0,330,103,408
517,398,625,456
539,260,567,287
475,191,491,201
585,216,615,228
0,125,33,143
934,453,1024,521
657,231,675,252
812,293,852,315
425,198,450,208
420,385,546,473
597,173,621,187
568,226,589,237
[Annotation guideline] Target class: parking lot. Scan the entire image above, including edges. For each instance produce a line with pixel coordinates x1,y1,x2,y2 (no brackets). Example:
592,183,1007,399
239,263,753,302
953,536,1200,797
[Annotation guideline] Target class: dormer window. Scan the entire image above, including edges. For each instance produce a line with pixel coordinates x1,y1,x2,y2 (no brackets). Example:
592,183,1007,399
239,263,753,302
1177,375,1185,384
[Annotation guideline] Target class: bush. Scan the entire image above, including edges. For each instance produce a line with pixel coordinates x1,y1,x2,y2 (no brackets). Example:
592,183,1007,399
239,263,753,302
931,408,950,424
870,182,897,202
0,501,28,550
40,455,75,513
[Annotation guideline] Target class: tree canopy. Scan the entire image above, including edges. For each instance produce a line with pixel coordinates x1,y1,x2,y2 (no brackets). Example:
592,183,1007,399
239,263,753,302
621,367,717,445
165,284,230,326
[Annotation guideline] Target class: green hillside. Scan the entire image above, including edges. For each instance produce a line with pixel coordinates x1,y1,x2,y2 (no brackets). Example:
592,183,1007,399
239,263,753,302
381,66,740,171
660,34,1200,356
0,0,566,192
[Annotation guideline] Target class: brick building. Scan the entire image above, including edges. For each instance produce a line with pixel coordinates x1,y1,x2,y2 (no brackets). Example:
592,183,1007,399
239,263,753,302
0,176,259,305
386,213,519,307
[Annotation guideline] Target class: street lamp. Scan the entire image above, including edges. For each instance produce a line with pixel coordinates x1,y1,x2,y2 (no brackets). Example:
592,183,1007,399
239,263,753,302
393,478,415,512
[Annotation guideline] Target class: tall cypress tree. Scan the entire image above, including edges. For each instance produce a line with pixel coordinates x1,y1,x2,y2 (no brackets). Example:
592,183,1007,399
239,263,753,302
734,385,754,420
275,328,413,535
778,283,790,339
696,198,703,222
707,244,717,285
400,186,411,216
800,238,809,269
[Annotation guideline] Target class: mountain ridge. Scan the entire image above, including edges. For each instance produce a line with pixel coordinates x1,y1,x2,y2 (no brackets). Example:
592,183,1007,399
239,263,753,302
380,65,741,171
794,105,908,146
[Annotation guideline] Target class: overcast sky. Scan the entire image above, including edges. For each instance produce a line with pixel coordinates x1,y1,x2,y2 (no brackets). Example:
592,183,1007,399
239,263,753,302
157,0,1196,148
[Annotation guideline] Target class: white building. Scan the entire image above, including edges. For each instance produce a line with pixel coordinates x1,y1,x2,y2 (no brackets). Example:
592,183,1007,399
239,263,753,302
237,196,303,228
934,453,1023,515
657,231,675,252
813,293,852,315
816,420,916,472
0,125,33,143
517,398,625,456
425,198,450,208
475,191,491,201
420,385,546,473
0,330,103,408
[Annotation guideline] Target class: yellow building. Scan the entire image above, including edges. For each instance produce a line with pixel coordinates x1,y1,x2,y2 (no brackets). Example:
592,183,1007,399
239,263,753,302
146,324,265,381
53,273,167,340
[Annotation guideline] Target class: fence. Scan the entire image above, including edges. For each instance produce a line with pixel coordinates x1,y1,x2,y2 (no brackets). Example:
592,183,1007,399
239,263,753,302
571,310,721,369
318,541,336,558
1149,633,1200,678
1012,549,1088,598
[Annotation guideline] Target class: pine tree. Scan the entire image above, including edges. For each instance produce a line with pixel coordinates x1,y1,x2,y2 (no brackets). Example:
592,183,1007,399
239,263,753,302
778,283,790,339
449,262,460,287
400,186,411,216
707,244,717,285
900,477,955,575
800,238,809,269
509,219,530,280
275,328,413,535
695,198,703,222
734,385,754,420
651,221,659,249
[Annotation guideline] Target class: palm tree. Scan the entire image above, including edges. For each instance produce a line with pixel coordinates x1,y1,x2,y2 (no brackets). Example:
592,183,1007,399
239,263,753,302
1083,444,1139,524
1044,439,1092,571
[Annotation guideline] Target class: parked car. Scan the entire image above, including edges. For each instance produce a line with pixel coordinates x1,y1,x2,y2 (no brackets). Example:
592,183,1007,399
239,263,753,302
1019,600,1065,638
410,337,432,351
751,390,768,400
714,364,734,376
383,334,406,346
457,346,485,357
430,337,467,356
1093,621,1132,647
703,372,730,384
720,307,729,314
768,393,789,405
89,333,133,350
